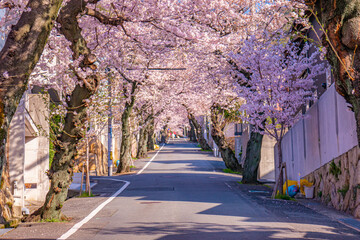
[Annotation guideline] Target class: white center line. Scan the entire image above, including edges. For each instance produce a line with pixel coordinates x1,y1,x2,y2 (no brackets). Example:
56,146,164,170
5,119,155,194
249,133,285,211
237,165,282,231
137,144,165,175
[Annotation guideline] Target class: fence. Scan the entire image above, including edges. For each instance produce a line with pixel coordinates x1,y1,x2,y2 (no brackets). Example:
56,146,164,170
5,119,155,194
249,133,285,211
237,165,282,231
279,84,357,180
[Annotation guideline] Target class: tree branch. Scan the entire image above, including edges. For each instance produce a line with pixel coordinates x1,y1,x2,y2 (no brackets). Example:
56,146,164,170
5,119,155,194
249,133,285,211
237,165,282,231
84,7,127,26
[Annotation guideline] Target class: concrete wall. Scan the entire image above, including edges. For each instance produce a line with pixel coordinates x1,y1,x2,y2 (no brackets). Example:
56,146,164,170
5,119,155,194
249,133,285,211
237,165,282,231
9,98,25,208
9,94,50,207
24,94,50,202
236,124,250,164
201,117,275,180
259,135,276,180
279,84,357,180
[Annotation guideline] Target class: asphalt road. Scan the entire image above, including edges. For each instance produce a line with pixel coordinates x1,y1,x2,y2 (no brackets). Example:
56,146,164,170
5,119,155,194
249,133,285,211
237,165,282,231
64,139,360,240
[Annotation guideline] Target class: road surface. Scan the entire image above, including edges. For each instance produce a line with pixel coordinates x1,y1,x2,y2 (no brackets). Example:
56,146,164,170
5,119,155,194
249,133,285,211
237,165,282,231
59,139,359,240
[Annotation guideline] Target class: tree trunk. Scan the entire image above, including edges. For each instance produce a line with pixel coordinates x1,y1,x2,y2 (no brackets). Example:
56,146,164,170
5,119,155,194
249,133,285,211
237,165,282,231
147,122,155,151
276,139,284,195
310,0,360,145
188,119,197,142
117,84,137,173
34,0,99,221
271,138,284,197
188,113,212,150
210,109,242,172
160,125,169,143
118,105,133,173
39,84,93,220
137,125,149,159
242,129,263,184
0,133,14,224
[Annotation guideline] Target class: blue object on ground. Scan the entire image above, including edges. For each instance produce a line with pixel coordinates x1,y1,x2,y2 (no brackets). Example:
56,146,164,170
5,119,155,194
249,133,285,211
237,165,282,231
286,185,299,197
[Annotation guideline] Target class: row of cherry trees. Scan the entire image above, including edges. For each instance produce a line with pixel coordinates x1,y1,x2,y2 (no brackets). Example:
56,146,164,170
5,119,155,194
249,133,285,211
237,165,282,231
0,0,355,222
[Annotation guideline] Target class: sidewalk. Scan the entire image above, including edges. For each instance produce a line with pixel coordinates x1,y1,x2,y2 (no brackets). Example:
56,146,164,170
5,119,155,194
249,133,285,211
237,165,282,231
226,180,360,233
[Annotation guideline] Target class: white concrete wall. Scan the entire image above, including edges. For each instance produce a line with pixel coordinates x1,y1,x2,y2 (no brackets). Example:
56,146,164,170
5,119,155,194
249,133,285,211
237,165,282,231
279,84,357,180
9,99,25,207
9,94,50,206
24,94,50,202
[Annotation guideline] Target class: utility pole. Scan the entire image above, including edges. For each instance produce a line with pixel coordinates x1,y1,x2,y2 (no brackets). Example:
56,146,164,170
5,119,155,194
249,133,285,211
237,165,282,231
85,136,91,195
107,69,113,176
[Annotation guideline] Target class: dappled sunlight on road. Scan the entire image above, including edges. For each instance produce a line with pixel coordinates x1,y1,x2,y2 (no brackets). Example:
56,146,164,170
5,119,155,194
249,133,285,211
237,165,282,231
76,220,356,240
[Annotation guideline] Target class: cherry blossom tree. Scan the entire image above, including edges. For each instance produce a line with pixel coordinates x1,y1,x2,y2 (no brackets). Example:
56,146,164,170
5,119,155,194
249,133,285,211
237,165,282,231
229,32,324,194
0,0,315,222
0,0,64,223
30,0,242,220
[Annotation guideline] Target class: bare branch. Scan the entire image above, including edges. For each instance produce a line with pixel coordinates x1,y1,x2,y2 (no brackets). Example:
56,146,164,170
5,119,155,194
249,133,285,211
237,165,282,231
85,7,127,26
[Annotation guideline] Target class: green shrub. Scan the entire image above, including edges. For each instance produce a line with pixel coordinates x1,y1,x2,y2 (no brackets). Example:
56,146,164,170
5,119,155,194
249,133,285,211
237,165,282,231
274,194,294,201
78,192,95,198
329,160,341,180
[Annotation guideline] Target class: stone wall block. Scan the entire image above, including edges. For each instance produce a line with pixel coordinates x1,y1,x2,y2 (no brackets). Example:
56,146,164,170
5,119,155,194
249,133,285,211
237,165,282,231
342,191,351,211
349,146,359,165
356,189,360,206
330,182,339,209
305,145,360,218
354,205,360,218
356,161,360,185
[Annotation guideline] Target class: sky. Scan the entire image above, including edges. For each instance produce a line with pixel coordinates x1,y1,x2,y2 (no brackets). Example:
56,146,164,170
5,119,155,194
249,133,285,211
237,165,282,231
0,9,5,50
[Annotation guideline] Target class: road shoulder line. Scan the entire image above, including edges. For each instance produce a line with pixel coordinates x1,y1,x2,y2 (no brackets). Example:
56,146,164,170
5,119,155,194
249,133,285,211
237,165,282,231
57,179,130,240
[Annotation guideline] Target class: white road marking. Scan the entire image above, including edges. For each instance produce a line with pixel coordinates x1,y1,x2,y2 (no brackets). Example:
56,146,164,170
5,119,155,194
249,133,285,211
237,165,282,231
136,144,165,175
57,179,130,240
58,144,165,239
225,182,233,189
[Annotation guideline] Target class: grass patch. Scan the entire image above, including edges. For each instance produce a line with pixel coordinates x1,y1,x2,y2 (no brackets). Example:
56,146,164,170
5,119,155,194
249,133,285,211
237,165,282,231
223,168,242,175
130,165,136,169
274,194,295,201
263,184,272,189
237,181,243,184
200,149,213,152
196,144,201,148
78,192,95,198
40,218,67,223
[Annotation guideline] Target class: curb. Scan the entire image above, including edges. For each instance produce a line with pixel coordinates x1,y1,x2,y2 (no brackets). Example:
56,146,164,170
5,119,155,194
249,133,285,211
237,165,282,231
296,198,360,232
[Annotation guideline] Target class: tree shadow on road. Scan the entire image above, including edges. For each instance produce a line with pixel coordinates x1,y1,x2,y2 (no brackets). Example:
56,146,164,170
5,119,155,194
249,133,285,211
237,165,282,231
77,221,358,240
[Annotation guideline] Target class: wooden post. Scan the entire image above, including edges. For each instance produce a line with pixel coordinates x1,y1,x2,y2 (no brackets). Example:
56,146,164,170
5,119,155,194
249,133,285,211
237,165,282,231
271,165,282,198
271,163,287,198
95,154,98,177
283,162,289,196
